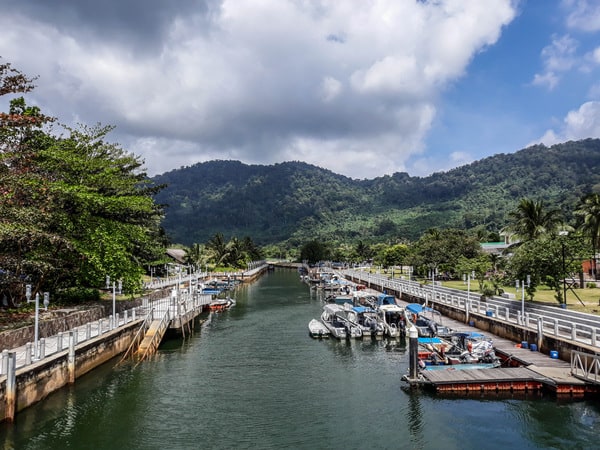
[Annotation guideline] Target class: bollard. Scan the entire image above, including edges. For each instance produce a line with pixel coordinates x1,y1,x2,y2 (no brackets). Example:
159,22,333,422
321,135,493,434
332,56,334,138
39,338,46,359
98,319,104,336
68,331,76,384
124,310,128,324
109,314,114,330
115,312,120,327
537,317,544,351
86,323,91,340
592,328,597,347
132,308,136,321
25,342,32,365
57,332,63,351
505,307,509,321
1,349,8,375
554,319,559,336
572,324,577,341
408,327,419,381
5,352,16,422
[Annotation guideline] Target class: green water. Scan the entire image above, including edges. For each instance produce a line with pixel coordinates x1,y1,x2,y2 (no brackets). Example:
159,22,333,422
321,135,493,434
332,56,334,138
2,269,600,449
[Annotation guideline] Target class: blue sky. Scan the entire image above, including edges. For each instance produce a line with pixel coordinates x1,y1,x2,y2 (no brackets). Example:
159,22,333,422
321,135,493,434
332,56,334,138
1,1,599,179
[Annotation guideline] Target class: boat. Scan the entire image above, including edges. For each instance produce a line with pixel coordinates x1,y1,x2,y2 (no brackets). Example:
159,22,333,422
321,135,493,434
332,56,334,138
308,319,330,338
345,304,384,339
376,294,406,338
208,296,235,312
405,303,452,338
320,304,362,339
417,334,500,367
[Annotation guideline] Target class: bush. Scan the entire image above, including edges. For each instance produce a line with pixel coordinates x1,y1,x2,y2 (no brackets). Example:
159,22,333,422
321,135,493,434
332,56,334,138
55,287,101,304
587,282,597,289
482,283,496,298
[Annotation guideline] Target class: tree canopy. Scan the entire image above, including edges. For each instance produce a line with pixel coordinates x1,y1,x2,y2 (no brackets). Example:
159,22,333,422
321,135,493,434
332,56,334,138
0,61,166,305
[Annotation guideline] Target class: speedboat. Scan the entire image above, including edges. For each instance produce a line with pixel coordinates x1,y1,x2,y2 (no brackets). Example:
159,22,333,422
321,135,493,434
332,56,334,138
208,296,235,312
308,319,330,338
345,305,384,339
321,304,362,339
376,295,406,338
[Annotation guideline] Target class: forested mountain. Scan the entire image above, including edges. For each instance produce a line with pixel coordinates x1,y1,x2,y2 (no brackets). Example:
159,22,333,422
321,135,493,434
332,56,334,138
152,139,600,247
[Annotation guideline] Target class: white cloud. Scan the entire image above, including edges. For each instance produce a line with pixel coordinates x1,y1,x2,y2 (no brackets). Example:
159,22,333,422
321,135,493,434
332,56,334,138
532,34,578,90
0,0,517,178
563,0,600,32
538,101,600,145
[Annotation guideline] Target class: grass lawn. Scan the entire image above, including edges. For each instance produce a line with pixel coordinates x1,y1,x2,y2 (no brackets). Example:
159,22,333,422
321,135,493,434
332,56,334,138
438,279,600,315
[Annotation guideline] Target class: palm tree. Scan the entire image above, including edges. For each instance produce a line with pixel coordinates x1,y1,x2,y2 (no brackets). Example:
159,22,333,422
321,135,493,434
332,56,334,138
505,198,561,242
184,243,208,271
575,193,600,280
206,233,230,266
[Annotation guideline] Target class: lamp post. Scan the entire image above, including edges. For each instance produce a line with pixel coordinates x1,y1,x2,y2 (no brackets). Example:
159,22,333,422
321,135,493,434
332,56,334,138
559,230,568,308
26,286,49,359
112,282,116,328
517,275,530,321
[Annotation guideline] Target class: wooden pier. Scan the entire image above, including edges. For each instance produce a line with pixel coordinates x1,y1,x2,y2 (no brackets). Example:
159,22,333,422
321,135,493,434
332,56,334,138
396,296,600,396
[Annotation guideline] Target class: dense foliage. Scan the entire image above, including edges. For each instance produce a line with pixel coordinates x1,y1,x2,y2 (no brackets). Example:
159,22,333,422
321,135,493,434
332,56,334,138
153,139,600,250
0,62,167,305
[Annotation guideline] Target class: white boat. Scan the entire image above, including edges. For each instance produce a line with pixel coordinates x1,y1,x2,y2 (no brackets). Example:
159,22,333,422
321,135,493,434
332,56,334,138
376,294,406,338
320,304,362,339
344,304,384,339
308,319,330,338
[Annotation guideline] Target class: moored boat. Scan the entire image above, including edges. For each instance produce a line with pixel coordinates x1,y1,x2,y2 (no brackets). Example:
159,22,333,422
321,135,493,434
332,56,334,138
209,296,235,312
308,319,330,338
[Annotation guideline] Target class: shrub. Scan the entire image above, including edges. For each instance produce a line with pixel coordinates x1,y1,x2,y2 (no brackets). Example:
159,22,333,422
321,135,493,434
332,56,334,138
55,287,101,304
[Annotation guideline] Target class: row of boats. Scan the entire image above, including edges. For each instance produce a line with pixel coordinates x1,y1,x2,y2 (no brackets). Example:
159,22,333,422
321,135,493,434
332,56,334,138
309,292,407,340
306,278,500,369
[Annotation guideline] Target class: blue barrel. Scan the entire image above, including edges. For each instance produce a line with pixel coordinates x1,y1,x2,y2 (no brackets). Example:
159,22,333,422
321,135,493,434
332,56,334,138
521,341,529,349
550,350,559,359
530,344,538,351
486,310,494,317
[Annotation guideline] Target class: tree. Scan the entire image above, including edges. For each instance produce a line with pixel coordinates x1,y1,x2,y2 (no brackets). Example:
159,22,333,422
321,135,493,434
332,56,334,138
0,62,166,303
575,192,600,280
408,228,481,277
504,198,561,242
379,243,409,268
206,233,229,266
300,240,331,264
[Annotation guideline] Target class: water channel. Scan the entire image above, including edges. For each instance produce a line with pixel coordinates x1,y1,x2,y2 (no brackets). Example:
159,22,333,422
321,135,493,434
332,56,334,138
2,268,600,449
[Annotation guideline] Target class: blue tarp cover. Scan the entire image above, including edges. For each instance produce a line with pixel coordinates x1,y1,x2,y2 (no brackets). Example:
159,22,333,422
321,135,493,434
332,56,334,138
418,337,442,344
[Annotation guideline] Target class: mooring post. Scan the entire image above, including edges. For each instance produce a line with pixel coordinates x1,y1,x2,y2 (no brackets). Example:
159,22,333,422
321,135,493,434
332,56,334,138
537,317,544,351
57,332,63,351
68,331,76,384
1,349,8,375
25,343,32,365
5,352,16,422
409,326,419,381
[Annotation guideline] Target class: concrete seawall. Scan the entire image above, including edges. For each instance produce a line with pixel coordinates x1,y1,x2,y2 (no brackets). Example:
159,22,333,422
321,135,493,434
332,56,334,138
0,320,142,422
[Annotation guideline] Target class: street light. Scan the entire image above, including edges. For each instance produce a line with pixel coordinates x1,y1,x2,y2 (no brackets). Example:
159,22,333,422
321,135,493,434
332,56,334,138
559,230,569,308
112,282,116,329
517,275,530,322
26,285,49,359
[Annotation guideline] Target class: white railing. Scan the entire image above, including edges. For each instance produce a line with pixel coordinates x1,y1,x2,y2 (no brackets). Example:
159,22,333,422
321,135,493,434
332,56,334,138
0,292,213,375
571,350,600,384
342,269,600,350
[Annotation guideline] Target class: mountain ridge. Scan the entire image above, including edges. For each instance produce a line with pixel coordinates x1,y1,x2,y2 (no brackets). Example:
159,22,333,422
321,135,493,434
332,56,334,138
152,139,600,246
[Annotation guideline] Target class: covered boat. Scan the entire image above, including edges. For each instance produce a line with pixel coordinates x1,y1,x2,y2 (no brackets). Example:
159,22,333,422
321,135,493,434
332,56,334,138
308,319,330,338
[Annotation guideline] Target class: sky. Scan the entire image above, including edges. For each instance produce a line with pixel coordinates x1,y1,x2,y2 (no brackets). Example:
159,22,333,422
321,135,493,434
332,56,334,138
1,0,600,180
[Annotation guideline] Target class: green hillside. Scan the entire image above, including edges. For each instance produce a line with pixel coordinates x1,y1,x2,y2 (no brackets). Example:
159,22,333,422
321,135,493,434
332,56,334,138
152,139,600,246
